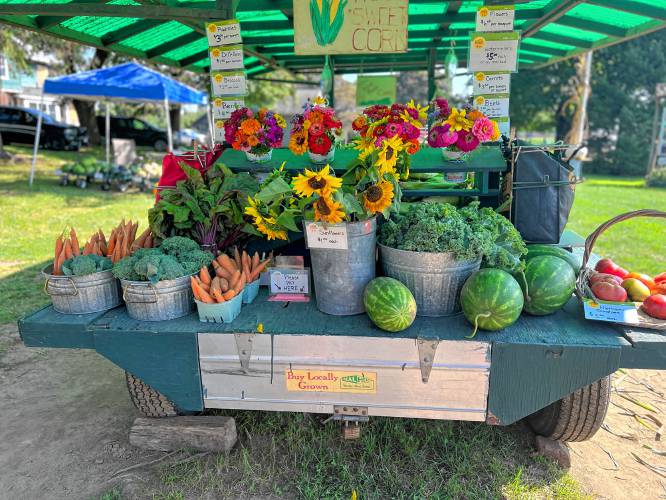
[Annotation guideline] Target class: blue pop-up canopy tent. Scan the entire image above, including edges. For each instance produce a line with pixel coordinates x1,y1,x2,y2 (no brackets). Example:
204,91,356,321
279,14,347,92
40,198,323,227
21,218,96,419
30,62,208,185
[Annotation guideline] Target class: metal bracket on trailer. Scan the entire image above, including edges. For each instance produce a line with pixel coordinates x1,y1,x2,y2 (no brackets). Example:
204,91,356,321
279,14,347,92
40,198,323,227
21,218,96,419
234,333,255,373
417,338,439,383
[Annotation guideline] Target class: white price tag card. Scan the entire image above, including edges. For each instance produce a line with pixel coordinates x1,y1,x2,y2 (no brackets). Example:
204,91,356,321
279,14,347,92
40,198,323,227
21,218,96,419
211,71,247,96
473,94,510,118
468,32,520,73
269,268,310,295
206,19,242,47
583,299,640,324
305,222,348,250
209,45,244,71
473,71,511,95
212,97,244,120
476,5,515,32
213,119,225,143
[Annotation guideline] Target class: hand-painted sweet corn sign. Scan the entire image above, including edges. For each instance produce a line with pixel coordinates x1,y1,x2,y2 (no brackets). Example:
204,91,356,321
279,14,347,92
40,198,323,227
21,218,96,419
293,0,408,55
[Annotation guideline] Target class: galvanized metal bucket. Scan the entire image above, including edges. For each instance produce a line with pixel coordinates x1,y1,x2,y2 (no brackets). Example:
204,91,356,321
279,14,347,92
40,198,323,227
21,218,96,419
309,217,376,316
379,245,481,317
120,274,193,321
43,265,122,315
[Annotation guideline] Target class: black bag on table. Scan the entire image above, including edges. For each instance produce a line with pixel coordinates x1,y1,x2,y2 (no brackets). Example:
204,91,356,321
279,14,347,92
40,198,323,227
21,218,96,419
510,145,577,244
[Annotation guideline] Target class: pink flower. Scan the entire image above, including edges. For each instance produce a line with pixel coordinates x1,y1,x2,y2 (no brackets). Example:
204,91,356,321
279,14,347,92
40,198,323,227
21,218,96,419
309,121,325,137
472,117,494,142
403,123,421,140
434,98,450,116
386,122,403,137
428,124,458,148
455,130,480,152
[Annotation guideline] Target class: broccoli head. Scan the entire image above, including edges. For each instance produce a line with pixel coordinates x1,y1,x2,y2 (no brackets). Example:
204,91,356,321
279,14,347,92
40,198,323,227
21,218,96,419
132,254,185,284
112,256,141,281
62,255,113,276
160,236,200,257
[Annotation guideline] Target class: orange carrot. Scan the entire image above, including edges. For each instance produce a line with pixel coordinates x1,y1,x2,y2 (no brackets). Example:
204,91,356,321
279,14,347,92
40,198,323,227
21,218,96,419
251,252,260,274
199,267,212,285
63,239,73,260
229,269,241,289
144,232,153,249
70,229,80,256
198,288,215,304
55,235,64,262
233,247,242,270
233,271,246,294
211,289,225,303
222,289,236,301
210,276,221,295
250,259,270,282
217,254,237,275
219,277,229,292
190,277,201,301
107,230,116,256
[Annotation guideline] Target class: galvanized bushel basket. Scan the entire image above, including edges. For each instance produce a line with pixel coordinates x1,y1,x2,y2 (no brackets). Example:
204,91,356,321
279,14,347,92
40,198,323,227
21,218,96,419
309,217,377,316
379,245,481,317
43,265,122,315
120,274,193,321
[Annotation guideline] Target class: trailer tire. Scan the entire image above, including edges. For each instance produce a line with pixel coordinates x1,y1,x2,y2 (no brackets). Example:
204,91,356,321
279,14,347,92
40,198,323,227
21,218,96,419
125,372,178,418
526,375,611,442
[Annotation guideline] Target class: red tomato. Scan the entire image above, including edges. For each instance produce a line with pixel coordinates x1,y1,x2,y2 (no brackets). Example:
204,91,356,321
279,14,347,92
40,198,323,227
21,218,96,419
595,258,629,279
654,272,666,284
642,295,666,320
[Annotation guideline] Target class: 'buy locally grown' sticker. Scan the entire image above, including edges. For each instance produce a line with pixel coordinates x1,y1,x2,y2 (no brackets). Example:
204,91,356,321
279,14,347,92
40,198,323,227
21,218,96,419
286,369,377,393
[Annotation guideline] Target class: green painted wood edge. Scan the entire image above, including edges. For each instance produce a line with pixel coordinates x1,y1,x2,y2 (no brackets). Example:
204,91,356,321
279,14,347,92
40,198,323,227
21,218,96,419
17,304,104,349
93,329,203,412
487,342,621,426
618,328,666,369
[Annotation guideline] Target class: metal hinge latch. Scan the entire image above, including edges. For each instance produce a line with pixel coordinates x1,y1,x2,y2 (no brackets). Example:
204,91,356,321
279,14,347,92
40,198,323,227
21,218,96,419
417,338,439,383
234,333,255,373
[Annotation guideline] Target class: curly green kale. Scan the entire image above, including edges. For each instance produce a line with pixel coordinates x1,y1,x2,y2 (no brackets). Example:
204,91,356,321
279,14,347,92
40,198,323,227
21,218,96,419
379,202,526,272
61,255,113,276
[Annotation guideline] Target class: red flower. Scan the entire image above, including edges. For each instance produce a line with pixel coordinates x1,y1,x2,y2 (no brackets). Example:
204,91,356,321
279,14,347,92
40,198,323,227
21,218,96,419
324,113,341,130
308,134,332,155
309,121,325,137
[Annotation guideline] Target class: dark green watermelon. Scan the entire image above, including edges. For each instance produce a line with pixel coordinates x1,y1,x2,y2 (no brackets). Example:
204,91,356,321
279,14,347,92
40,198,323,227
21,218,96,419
460,269,524,338
526,244,581,276
364,277,417,332
520,255,576,316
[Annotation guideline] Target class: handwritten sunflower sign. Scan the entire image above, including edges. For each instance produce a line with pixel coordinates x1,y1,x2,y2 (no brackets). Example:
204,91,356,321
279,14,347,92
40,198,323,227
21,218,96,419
294,0,408,55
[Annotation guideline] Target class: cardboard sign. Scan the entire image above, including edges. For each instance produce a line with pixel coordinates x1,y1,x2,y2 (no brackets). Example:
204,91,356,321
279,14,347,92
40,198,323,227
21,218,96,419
211,71,247,96
356,75,397,106
473,72,511,95
305,222,348,250
212,97,244,120
286,369,377,393
209,45,244,71
476,5,515,32
473,94,510,118
206,19,242,47
468,31,520,72
583,299,640,324
269,268,310,295
294,0,408,55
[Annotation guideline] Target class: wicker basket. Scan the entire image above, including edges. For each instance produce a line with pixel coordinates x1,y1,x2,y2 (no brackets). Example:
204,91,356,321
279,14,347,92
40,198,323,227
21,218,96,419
576,209,666,330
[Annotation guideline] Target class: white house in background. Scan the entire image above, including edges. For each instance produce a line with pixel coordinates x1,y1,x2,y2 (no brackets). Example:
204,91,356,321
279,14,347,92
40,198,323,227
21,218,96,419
0,56,78,124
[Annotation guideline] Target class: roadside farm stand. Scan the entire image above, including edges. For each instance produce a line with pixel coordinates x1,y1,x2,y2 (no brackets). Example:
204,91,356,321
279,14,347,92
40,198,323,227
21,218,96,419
8,1,666,441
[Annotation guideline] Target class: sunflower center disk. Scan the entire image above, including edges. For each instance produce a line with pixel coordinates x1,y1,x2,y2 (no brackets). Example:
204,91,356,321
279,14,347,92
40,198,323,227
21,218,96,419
366,185,383,202
316,198,332,215
308,177,327,190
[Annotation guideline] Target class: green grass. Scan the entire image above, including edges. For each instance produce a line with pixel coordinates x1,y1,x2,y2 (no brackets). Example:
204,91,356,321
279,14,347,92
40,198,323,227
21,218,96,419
3,147,665,499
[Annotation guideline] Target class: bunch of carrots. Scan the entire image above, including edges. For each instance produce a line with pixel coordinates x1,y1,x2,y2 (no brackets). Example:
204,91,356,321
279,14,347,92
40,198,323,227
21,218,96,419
53,228,81,275
52,220,155,275
191,249,271,304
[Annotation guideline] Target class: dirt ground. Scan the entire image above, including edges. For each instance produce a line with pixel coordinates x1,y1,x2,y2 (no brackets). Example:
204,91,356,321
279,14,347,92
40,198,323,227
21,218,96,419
2,323,666,500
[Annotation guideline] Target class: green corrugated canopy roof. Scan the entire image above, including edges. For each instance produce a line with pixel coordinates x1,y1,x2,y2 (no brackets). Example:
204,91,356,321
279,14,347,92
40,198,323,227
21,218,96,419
0,0,663,77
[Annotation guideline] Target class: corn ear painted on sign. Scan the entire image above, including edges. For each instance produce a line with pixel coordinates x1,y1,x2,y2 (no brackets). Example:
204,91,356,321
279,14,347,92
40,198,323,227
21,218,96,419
294,0,408,55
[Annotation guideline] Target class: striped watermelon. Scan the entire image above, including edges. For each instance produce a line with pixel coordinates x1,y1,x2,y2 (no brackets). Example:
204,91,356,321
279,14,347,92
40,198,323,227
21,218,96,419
520,255,576,316
526,244,581,276
460,269,524,338
364,277,417,332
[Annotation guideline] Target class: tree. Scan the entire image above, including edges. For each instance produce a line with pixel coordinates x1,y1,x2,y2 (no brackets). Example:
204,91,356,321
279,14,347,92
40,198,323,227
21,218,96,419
0,29,31,158
244,69,294,108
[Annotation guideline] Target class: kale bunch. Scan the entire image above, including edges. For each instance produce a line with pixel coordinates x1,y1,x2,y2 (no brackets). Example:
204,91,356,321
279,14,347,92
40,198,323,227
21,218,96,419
61,255,112,276
112,237,213,284
379,202,526,272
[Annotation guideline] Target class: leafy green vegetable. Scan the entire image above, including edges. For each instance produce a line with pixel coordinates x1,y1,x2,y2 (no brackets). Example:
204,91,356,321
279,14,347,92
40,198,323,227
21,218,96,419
379,202,527,273
61,255,113,276
112,236,213,284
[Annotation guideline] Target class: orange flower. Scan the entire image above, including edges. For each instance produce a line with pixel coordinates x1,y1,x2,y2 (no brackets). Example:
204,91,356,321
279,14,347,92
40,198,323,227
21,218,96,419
406,140,420,154
309,110,324,124
258,108,267,121
240,118,261,135
247,135,259,147
468,110,484,121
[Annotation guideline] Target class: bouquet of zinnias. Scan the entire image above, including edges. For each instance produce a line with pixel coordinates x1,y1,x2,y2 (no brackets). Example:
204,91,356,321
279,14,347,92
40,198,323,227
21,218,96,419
427,98,500,155
288,97,342,161
351,100,427,179
224,107,286,159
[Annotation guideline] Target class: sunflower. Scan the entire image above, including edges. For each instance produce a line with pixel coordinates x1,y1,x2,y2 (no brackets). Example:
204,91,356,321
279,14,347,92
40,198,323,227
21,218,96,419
244,196,263,223
292,165,342,197
375,136,403,174
363,180,394,214
256,216,288,241
406,99,429,122
354,136,374,160
445,108,474,132
289,131,308,155
313,96,328,106
275,114,287,128
314,196,345,224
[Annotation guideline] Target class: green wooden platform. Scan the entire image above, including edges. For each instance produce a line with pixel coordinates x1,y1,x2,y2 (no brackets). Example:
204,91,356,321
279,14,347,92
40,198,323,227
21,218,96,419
221,146,507,199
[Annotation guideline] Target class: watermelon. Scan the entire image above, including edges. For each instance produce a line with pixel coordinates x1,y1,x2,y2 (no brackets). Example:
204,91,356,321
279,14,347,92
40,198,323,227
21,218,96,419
526,244,581,276
364,277,417,332
460,269,524,338
520,255,576,316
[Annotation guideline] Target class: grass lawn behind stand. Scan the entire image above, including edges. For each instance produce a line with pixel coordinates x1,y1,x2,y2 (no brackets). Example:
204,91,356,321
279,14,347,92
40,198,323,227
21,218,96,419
3,146,664,499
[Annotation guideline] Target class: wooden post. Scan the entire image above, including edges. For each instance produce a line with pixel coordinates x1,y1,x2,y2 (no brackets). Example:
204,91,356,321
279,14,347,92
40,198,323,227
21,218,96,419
129,416,237,452
329,56,335,108
427,47,436,101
